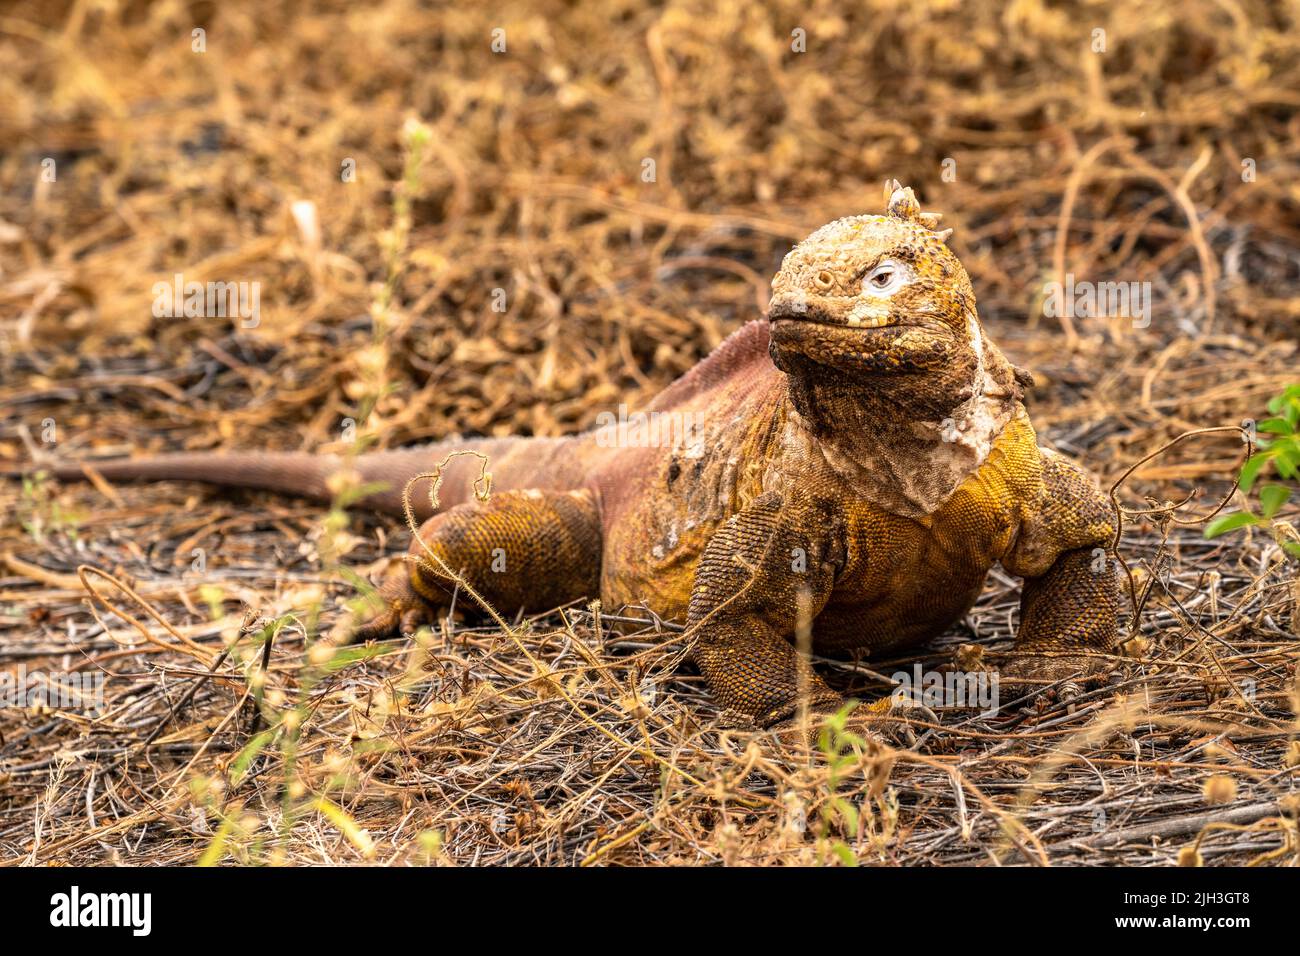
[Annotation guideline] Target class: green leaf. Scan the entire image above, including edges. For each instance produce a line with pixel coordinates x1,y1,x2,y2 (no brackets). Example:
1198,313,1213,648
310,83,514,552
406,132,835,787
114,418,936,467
1274,442,1300,480
230,729,277,787
334,480,391,509
1256,417,1292,436
816,725,833,755
829,843,859,867
1259,484,1291,518
314,797,376,858
319,643,386,672
197,816,238,867
1265,385,1300,429
833,797,859,834
1204,511,1261,538
1282,541,1300,559
1238,452,1271,493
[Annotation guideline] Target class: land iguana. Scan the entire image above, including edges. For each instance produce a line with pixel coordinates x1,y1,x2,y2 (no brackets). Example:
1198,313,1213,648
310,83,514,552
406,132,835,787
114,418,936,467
24,182,1120,728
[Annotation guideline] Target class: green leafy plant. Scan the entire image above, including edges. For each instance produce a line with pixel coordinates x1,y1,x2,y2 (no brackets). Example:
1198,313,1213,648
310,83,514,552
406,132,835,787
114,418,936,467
1205,384,1300,559
194,483,396,866
815,702,873,866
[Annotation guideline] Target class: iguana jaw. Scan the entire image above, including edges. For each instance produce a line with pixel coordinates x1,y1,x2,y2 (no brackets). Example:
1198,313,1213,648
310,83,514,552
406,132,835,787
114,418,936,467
767,295,960,334
767,296,962,375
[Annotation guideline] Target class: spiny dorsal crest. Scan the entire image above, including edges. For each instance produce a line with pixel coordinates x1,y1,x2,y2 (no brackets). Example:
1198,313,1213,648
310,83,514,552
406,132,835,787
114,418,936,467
883,179,953,242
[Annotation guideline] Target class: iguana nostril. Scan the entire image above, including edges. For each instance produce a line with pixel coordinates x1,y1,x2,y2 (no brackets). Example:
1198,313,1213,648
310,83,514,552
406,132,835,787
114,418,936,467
814,270,834,290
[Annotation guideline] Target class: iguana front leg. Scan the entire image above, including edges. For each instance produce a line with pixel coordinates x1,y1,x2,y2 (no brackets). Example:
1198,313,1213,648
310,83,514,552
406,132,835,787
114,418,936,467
688,492,844,725
1002,546,1120,693
1001,452,1121,696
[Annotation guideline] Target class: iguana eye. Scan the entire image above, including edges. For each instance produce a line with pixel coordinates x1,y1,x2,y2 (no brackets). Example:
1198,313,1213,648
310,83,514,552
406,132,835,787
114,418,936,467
863,259,906,296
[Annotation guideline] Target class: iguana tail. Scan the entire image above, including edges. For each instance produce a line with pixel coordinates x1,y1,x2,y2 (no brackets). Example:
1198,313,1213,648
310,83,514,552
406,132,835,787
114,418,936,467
3,437,588,521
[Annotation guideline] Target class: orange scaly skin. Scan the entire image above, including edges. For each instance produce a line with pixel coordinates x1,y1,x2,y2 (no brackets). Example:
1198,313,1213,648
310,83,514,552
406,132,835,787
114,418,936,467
31,183,1120,727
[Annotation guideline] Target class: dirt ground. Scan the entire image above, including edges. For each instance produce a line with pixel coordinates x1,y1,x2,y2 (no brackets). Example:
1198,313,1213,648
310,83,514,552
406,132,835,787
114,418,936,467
1,0,1298,865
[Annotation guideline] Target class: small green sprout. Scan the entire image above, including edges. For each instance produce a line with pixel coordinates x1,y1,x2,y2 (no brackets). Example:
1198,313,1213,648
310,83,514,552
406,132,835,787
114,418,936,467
1206,384,1300,559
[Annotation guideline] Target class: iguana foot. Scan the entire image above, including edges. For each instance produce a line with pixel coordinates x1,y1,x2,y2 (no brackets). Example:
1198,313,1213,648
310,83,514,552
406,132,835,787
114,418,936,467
351,560,438,641
997,653,1107,707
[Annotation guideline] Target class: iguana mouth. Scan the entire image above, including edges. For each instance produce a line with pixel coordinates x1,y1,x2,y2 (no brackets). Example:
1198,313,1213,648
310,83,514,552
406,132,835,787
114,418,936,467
769,299,895,328
768,302,948,337
844,310,895,329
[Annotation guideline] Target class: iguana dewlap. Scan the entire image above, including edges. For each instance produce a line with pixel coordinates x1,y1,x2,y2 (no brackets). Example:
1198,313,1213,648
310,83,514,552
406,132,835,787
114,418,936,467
37,183,1120,727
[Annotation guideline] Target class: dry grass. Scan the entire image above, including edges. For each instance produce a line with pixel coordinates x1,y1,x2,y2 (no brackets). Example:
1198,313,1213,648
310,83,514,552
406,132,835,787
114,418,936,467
1,0,1299,866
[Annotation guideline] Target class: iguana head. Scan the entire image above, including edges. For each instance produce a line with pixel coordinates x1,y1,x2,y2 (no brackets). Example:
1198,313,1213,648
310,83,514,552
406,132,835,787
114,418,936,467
765,182,1029,512
767,180,983,381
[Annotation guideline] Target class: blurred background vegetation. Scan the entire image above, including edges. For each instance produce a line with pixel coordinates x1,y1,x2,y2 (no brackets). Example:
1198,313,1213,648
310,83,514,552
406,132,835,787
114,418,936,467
3,0,1297,465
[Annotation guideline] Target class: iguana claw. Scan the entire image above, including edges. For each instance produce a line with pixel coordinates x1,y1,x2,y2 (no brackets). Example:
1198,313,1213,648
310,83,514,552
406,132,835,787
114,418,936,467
351,561,435,641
